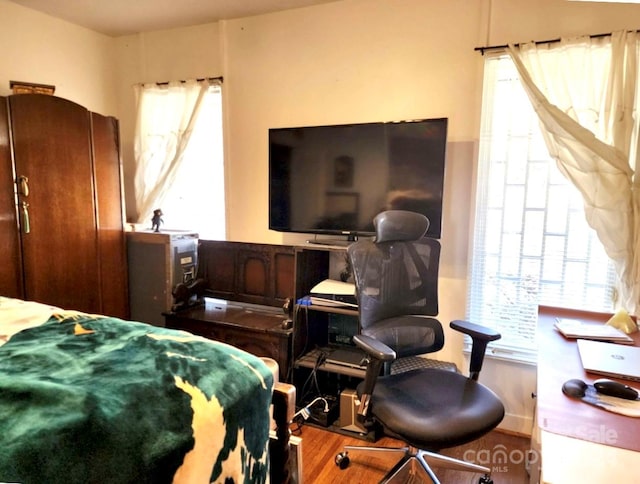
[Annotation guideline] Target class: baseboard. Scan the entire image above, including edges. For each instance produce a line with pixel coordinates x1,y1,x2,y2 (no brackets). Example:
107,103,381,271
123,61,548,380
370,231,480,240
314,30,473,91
498,412,533,438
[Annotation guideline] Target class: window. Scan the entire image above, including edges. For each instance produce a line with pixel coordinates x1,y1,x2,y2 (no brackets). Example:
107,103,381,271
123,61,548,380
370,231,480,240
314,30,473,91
467,54,617,363
134,81,225,240
159,86,225,240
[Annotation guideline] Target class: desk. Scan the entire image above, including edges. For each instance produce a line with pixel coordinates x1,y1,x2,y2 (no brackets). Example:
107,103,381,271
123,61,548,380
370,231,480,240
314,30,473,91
164,298,293,381
534,306,640,483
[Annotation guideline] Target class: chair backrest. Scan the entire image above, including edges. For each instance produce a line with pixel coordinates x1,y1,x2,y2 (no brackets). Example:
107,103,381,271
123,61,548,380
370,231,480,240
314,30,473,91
347,210,444,357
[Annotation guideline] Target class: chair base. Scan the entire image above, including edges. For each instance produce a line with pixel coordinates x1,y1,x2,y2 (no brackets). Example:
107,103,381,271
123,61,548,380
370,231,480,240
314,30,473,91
342,444,492,484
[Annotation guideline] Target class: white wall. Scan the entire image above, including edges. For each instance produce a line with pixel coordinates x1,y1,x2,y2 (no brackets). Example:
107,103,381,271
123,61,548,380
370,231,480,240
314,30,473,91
5,0,640,436
222,0,485,246
0,0,117,116
219,0,640,435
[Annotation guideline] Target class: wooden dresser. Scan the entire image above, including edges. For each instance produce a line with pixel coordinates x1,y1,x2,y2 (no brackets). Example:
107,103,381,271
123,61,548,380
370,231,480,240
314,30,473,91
165,298,292,381
0,94,128,318
164,241,295,381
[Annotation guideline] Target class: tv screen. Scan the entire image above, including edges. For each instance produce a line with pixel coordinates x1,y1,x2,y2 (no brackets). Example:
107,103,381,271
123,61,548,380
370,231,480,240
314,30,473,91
269,118,447,240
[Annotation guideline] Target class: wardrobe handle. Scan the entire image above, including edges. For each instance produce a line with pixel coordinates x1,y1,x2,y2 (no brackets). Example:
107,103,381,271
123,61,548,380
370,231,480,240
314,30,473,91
18,176,29,197
21,201,30,234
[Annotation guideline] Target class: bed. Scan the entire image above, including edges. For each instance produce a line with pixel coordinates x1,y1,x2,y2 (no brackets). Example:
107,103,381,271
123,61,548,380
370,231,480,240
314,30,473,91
0,296,294,484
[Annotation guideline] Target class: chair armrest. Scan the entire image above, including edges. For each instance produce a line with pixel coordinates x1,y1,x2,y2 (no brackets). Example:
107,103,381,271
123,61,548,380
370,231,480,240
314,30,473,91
450,320,501,381
270,381,296,484
352,335,396,422
353,334,397,362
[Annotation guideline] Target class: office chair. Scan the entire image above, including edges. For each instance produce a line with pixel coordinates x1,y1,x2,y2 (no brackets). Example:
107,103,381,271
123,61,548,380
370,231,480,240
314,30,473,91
335,210,504,484
353,210,456,375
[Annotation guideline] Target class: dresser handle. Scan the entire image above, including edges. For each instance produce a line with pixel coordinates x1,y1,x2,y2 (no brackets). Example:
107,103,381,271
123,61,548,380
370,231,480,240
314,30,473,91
21,201,30,234
18,176,29,197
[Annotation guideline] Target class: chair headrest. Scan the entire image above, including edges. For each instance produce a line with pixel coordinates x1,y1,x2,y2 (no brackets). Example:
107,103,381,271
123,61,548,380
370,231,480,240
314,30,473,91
373,210,429,243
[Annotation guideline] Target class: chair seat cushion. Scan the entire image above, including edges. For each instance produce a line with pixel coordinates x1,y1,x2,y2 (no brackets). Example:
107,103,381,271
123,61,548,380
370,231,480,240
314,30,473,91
390,355,458,374
360,368,505,450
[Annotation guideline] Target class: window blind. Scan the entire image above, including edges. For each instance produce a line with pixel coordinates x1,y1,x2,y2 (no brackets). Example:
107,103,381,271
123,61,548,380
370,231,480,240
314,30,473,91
467,54,616,363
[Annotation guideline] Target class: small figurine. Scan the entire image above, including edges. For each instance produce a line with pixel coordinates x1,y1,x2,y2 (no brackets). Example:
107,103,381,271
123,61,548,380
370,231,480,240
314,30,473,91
151,209,164,232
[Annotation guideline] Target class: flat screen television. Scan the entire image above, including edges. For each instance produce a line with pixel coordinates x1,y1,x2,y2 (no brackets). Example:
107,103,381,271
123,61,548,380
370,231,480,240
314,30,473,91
269,118,447,241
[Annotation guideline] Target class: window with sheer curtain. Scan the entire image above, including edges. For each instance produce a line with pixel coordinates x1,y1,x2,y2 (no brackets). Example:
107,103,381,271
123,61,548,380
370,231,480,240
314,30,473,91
467,54,617,363
134,80,225,240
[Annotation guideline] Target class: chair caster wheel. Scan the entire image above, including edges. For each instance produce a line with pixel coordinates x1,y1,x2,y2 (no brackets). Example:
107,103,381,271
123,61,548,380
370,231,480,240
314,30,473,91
479,475,493,484
335,451,350,469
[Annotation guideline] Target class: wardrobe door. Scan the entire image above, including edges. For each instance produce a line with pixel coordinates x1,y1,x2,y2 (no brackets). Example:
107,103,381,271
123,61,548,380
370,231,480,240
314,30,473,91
91,112,129,318
0,97,23,299
10,94,100,312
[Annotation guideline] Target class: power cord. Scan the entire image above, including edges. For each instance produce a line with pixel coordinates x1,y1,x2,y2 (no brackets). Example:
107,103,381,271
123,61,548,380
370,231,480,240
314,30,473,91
291,396,330,434
294,396,330,420
299,348,327,404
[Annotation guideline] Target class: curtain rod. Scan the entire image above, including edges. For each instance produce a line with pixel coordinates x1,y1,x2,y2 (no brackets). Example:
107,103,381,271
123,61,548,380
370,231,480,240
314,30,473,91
474,30,628,55
152,76,223,86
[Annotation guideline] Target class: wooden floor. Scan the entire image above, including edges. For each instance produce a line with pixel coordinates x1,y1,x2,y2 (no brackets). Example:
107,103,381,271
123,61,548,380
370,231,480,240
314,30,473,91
295,424,531,484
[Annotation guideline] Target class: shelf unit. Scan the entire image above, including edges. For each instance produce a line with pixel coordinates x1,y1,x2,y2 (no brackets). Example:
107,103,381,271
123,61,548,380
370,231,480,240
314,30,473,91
295,347,366,379
290,244,376,439
292,245,363,371
301,304,358,317
293,246,355,352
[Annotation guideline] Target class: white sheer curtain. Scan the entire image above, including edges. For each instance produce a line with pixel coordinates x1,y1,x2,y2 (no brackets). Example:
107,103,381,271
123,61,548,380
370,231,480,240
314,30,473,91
133,79,212,224
507,31,640,313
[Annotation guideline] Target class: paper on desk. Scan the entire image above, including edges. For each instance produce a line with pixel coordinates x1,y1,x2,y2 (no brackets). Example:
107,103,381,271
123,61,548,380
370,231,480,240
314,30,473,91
310,279,355,296
555,318,634,344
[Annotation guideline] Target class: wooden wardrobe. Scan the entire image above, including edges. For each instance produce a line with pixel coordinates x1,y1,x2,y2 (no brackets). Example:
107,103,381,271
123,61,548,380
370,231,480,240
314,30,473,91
0,94,128,318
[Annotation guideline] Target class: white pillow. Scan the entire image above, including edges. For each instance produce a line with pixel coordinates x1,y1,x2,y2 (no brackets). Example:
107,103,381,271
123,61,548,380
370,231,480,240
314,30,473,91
0,296,61,346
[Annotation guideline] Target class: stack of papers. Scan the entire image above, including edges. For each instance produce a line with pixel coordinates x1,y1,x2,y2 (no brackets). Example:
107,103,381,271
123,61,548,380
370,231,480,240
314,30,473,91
555,318,634,344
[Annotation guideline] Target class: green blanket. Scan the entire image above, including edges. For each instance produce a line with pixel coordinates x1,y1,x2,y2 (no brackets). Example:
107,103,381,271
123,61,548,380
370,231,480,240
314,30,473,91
0,312,274,484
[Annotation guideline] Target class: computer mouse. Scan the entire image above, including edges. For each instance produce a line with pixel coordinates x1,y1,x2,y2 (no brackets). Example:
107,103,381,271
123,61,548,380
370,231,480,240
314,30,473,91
562,378,588,399
593,379,639,400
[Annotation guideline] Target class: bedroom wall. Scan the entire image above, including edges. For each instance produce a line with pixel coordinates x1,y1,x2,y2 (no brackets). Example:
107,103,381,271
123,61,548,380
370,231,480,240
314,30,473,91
0,0,117,116
4,0,640,436
219,0,640,434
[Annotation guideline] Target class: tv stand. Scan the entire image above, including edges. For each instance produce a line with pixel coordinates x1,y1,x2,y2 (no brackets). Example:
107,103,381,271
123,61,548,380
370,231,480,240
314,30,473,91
306,234,366,247
306,239,352,248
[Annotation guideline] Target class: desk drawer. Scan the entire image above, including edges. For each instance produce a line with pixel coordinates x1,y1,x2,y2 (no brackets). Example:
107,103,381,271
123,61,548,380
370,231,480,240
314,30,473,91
165,314,291,381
